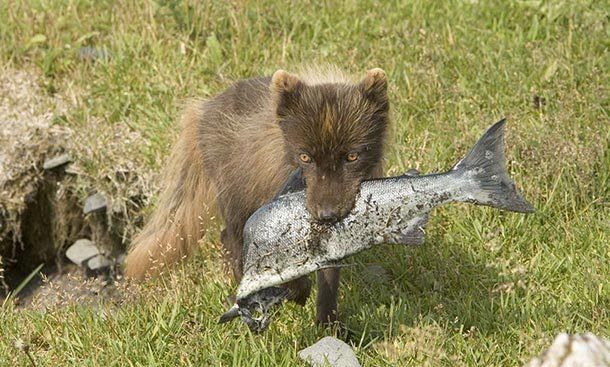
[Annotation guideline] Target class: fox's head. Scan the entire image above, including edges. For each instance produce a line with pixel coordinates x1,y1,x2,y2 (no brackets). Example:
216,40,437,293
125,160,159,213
272,68,389,222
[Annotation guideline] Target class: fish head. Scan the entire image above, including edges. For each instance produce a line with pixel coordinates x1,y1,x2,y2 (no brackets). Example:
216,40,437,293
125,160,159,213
218,287,289,333
271,68,389,222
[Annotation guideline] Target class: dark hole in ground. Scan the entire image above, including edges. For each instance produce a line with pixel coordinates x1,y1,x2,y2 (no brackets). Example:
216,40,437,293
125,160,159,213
0,165,124,305
0,168,85,300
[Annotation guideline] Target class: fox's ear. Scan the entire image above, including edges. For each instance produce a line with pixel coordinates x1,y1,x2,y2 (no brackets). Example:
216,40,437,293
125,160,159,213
271,70,303,119
359,68,388,105
271,70,302,94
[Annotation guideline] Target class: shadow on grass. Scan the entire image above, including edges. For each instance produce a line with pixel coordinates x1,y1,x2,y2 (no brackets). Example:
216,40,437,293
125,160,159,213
337,235,521,343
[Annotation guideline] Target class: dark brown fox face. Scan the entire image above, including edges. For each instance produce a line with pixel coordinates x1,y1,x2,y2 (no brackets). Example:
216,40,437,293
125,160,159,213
272,69,389,222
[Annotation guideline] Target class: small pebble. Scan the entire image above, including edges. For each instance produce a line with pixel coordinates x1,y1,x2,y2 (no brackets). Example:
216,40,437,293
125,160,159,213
43,153,72,170
87,255,112,271
299,336,361,367
84,193,107,214
65,239,99,266
525,333,610,367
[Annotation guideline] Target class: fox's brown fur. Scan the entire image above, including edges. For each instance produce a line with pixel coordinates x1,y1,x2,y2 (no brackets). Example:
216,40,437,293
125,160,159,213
125,66,390,324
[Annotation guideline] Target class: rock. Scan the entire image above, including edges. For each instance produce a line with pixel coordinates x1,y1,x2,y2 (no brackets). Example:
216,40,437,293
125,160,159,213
85,254,114,278
43,153,72,170
86,254,112,271
525,333,610,367
65,239,99,266
84,193,107,214
299,336,361,367
64,239,115,277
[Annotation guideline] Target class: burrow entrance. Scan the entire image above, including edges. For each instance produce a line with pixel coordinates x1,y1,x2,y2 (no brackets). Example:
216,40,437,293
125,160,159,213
0,157,127,303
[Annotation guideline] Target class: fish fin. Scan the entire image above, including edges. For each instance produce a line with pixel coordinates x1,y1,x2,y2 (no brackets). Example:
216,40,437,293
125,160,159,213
400,168,421,177
218,304,240,324
453,119,535,213
402,214,428,244
387,214,428,245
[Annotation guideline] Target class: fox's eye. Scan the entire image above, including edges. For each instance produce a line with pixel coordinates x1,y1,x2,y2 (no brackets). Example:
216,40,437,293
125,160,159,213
299,153,312,163
346,152,359,162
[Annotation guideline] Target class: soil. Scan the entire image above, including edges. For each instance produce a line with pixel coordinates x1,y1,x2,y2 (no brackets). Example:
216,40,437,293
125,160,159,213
13,264,131,311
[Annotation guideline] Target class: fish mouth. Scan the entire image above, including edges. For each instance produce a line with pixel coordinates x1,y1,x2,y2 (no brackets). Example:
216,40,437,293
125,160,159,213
318,207,354,224
315,216,339,224
312,218,338,228
218,287,290,333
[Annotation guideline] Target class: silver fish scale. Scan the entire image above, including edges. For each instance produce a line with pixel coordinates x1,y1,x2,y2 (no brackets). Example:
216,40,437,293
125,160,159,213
237,171,473,300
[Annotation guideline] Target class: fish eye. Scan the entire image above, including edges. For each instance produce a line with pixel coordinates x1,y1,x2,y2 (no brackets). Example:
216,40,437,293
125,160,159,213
299,153,312,163
346,152,359,162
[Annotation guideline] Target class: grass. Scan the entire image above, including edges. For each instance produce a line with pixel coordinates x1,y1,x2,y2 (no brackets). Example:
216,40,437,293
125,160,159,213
0,0,608,365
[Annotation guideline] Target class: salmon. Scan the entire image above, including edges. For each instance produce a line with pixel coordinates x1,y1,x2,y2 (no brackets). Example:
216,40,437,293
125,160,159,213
220,119,534,331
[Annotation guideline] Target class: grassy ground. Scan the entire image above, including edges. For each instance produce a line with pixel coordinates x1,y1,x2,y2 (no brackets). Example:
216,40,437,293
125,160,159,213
1,0,608,365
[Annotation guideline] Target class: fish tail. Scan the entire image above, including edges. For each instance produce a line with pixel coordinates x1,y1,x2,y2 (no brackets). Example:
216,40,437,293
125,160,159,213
452,119,535,213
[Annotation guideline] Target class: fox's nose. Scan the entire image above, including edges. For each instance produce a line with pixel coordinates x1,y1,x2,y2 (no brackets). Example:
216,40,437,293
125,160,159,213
317,209,339,223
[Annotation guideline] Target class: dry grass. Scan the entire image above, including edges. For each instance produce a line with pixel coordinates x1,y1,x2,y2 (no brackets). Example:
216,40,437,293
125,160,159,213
0,68,70,274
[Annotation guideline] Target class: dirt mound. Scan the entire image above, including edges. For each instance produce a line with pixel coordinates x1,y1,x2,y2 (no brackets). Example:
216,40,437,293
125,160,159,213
0,68,76,292
0,68,157,301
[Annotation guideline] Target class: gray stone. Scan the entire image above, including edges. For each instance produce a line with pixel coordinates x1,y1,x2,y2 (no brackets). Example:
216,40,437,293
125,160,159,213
86,254,112,271
65,239,99,266
525,333,610,367
299,337,361,367
84,193,107,214
43,153,72,170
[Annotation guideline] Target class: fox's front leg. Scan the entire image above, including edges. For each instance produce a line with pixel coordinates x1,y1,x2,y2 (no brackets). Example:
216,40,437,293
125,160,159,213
316,268,340,325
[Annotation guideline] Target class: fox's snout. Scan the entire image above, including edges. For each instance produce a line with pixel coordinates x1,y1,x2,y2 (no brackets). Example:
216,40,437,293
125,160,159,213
315,207,347,223
317,208,339,222
306,182,359,223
